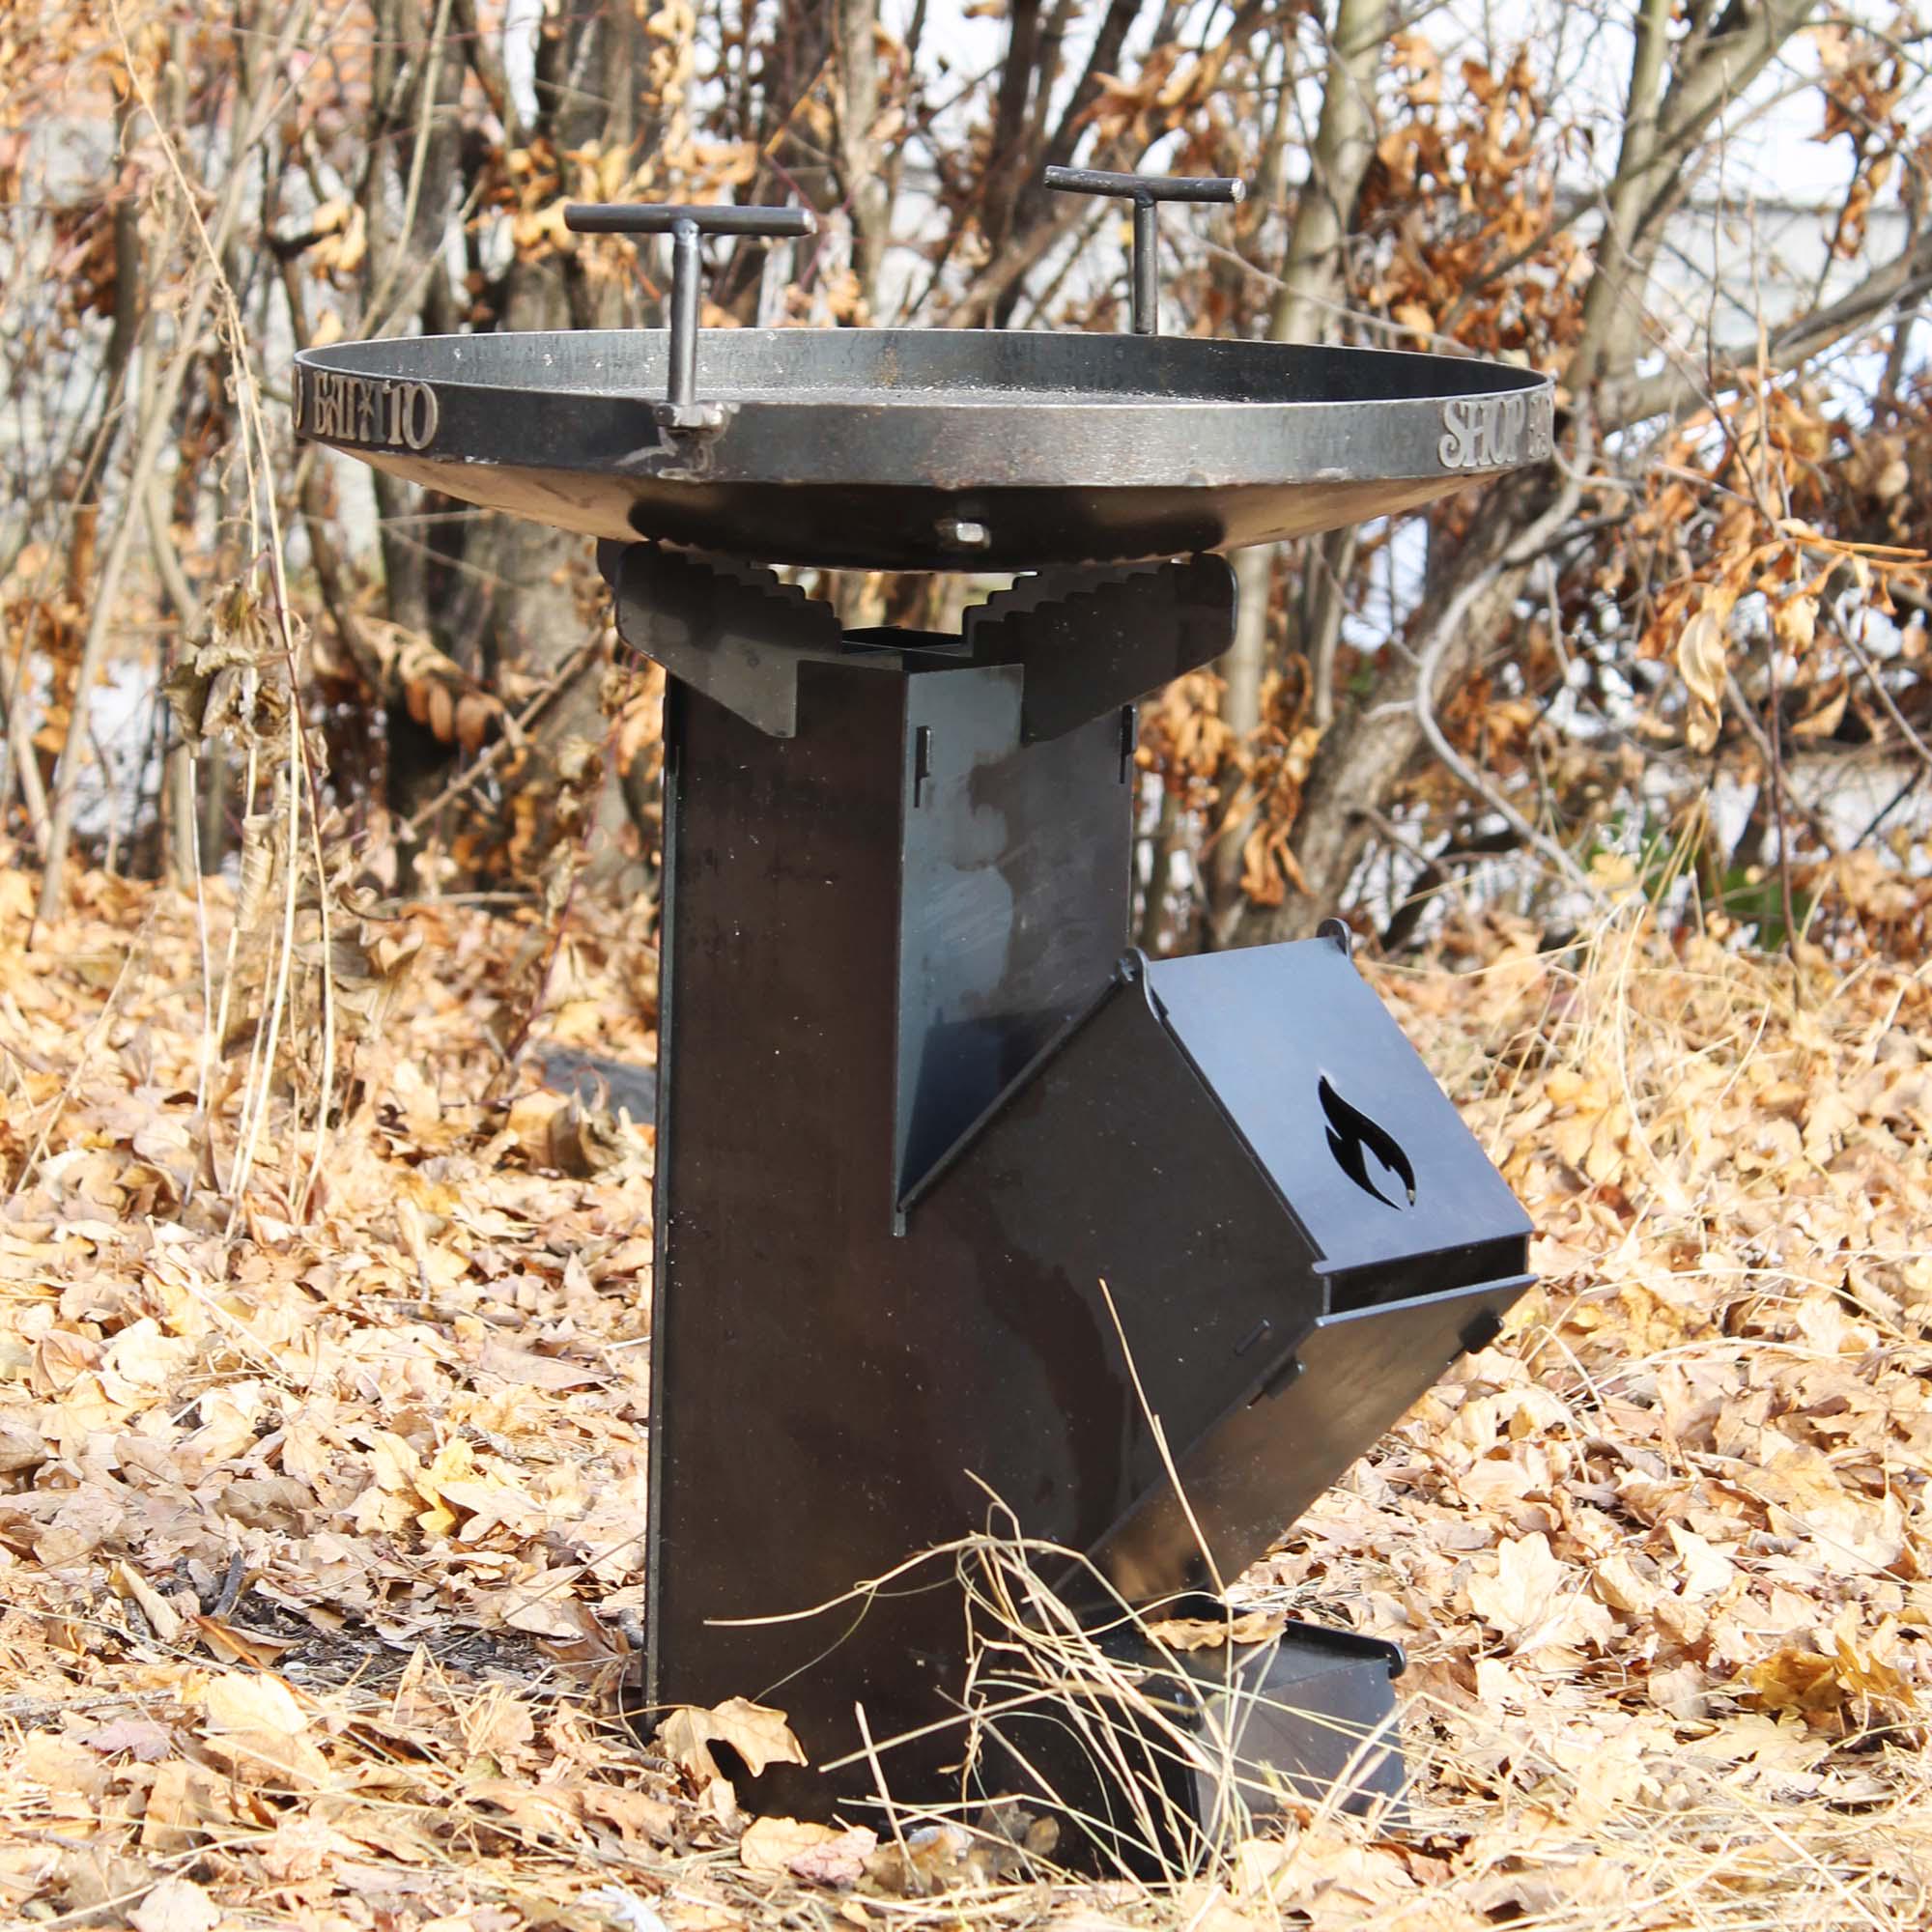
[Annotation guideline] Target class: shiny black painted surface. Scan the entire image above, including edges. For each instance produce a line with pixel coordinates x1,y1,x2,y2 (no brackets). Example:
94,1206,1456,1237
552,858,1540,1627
1144,943,1533,1298
895,667,1130,1193
645,645,1149,1791
636,556,1533,1822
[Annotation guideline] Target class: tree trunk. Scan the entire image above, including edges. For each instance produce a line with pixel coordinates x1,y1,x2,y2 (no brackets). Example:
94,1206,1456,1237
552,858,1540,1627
364,0,650,880
1208,0,1388,945
833,0,891,312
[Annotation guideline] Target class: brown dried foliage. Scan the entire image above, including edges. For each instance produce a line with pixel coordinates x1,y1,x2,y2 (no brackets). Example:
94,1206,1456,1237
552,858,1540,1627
3,873,1930,1925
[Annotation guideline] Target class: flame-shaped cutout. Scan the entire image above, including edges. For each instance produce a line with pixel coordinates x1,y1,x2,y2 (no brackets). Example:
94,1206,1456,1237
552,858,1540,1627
1319,1074,1416,1210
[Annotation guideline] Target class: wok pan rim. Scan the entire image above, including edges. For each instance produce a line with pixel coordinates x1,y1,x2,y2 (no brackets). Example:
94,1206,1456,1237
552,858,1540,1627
291,327,1556,563
294,325,1552,408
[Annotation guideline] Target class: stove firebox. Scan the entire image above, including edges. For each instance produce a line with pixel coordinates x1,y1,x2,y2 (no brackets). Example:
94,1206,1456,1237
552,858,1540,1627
619,543,1531,1845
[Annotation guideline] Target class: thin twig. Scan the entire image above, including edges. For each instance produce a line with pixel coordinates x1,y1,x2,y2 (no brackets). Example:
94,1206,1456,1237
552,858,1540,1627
1842,624,1932,772
1410,433,1598,895
35,0,322,929
1722,668,1838,858
1763,643,1801,968
0,601,49,858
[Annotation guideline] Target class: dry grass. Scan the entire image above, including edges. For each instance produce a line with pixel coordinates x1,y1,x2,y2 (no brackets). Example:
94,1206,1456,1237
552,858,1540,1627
1,865,1929,1930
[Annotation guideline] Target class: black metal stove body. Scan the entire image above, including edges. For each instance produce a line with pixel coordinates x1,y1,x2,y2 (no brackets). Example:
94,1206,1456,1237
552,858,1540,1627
294,167,1550,1861
615,543,1533,1842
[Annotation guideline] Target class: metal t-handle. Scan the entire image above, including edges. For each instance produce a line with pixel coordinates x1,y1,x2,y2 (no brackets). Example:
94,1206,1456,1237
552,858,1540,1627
564,201,817,428
1041,166,1245,335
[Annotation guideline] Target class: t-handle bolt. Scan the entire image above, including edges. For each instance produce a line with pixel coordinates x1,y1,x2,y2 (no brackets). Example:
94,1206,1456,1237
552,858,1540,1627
1042,166,1245,336
564,201,817,428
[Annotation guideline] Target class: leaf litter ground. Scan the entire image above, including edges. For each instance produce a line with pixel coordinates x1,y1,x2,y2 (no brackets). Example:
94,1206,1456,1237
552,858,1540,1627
2,867,1930,1929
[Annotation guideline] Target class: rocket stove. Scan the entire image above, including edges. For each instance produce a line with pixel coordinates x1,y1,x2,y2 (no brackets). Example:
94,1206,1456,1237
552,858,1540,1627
296,171,1548,1861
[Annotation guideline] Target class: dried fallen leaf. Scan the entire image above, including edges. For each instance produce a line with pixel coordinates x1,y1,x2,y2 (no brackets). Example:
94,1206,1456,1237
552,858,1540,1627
83,1716,173,1762
1747,1639,1917,1719
577,1782,677,1846
1173,1887,1265,1932
110,1562,185,1643
658,1697,808,1783
130,1878,221,1932
204,1670,306,1736
1142,1610,1287,1652
1468,1531,1565,1641
201,1671,329,1787
787,1826,879,1889
475,1338,607,1389
0,1418,47,1473
739,1813,840,1875
1667,1523,1736,1602
1677,602,1728,751
863,1823,980,1897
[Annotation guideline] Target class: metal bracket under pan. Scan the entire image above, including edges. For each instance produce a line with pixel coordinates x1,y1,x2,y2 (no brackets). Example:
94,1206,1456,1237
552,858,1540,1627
966,553,1236,742
600,541,1236,743
599,540,851,738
